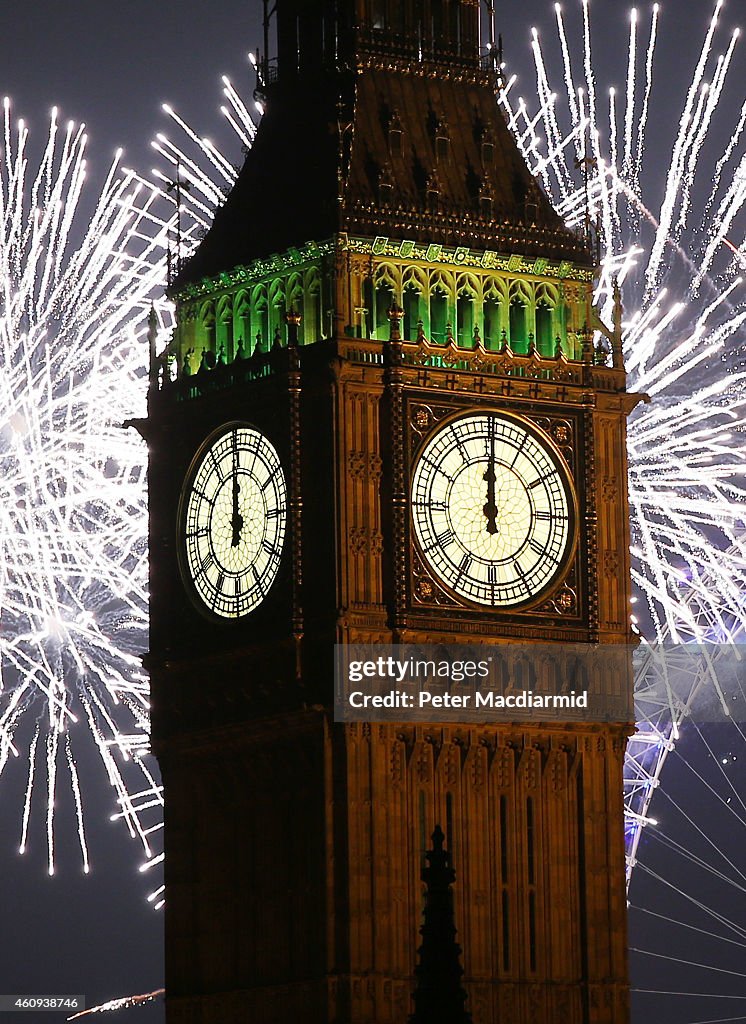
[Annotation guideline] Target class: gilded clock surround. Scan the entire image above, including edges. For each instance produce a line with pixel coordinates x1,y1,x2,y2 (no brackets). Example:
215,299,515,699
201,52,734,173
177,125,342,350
178,422,287,620
409,409,577,610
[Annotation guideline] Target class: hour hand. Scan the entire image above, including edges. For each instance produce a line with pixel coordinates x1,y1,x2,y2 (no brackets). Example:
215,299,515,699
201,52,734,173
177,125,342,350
231,432,243,546
483,463,499,535
483,420,499,535
231,479,243,547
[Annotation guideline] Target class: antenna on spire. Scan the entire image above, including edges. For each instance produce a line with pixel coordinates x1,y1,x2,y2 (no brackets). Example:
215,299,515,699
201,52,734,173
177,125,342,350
574,150,598,256
255,0,277,101
165,157,191,285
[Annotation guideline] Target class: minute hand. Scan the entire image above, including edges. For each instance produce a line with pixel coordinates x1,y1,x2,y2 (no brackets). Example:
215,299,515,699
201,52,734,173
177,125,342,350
231,431,243,547
482,420,499,535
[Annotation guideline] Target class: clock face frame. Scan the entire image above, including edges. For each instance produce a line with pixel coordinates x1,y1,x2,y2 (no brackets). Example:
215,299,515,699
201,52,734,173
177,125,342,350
178,422,287,620
410,410,577,609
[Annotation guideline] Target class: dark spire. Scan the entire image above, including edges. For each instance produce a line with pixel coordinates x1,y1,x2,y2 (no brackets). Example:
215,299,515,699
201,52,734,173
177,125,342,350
409,826,472,1024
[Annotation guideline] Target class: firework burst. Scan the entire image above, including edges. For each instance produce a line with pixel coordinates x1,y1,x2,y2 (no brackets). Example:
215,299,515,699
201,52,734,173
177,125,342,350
0,99,171,889
505,0,746,633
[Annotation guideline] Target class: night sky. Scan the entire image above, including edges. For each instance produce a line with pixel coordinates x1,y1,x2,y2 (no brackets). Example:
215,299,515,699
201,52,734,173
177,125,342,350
0,1,744,1022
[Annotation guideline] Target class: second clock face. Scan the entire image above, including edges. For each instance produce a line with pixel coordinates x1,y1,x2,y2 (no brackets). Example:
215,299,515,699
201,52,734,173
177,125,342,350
411,412,574,607
180,423,287,619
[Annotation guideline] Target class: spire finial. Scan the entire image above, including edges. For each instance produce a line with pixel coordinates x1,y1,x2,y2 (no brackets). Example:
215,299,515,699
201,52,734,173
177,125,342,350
409,826,472,1024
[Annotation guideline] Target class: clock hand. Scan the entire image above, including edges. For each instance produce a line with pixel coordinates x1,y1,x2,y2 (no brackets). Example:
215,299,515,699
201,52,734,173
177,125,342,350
482,416,499,535
231,429,243,547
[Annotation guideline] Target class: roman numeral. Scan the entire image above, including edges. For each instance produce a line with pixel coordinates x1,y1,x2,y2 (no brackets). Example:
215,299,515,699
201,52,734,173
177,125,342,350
209,449,226,481
452,434,469,462
198,552,214,576
252,565,266,595
457,553,472,578
192,487,213,506
261,539,280,558
510,436,528,467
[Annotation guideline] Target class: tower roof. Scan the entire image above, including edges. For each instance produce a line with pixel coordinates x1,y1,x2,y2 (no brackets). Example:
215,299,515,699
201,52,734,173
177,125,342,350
175,2,591,289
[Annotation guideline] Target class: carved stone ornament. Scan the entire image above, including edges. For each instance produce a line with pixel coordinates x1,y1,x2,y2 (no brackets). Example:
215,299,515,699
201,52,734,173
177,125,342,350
412,553,460,607
603,550,620,577
411,405,432,432
349,450,367,478
539,584,578,616
552,422,572,445
602,475,618,501
349,526,368,554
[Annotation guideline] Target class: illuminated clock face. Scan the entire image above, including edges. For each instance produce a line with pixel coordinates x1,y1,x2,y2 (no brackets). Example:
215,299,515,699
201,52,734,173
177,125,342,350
180,424,287,618
411,412,574,607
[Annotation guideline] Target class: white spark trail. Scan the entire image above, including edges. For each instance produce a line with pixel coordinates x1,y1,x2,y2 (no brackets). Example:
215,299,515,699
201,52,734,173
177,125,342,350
0,100,174,881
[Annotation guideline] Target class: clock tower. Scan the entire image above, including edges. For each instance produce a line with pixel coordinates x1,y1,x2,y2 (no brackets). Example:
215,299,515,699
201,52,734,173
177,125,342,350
146,2,637,1022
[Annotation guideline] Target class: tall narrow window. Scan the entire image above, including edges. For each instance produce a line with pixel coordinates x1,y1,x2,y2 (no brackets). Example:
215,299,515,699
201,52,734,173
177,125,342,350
375,284,394,339
430,290,447,344
403,287,420,341
372,0,385,30
456,294,474,348
502,890,511,971
198,303,215,356
529,891,537,972
509,301,526,351
216,297,233,360
305,287,319,343
419,791,427,868
483,297,500,348
500,793,510,971
254,302,269,353
536,303,552,354
527,796,537,971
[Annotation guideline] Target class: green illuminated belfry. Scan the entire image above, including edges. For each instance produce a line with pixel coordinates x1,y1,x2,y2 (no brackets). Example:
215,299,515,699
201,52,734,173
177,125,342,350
164,0,613,380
